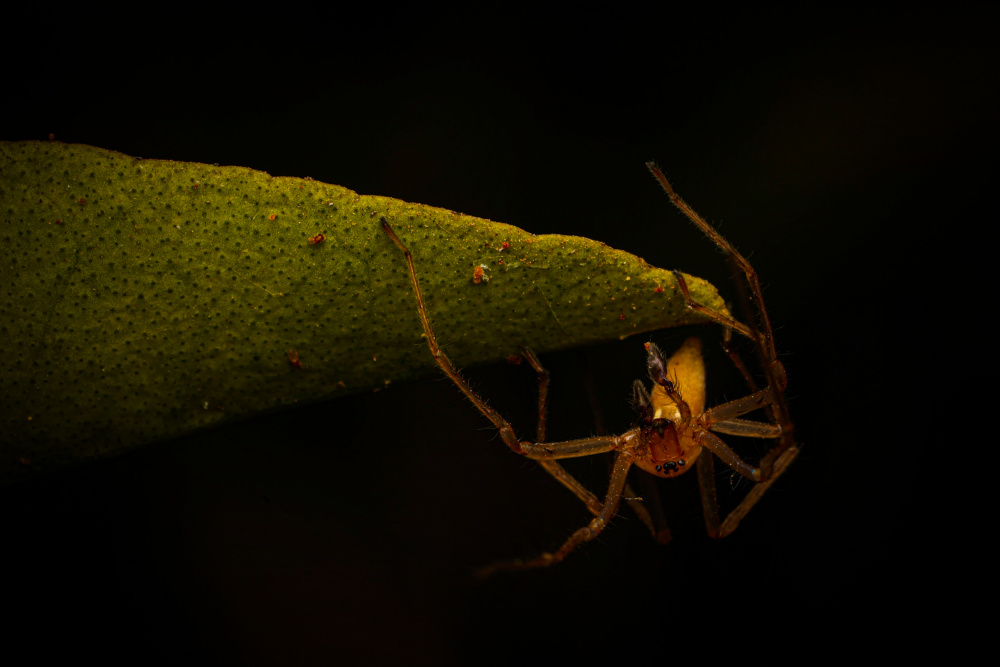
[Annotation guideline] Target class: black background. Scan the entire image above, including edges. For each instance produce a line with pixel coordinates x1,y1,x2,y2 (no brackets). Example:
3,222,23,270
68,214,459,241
3,8,992,664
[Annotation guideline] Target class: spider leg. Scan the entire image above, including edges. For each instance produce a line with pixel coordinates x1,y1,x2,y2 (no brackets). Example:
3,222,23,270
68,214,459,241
382,218,610,523
519,347,550,444
671,269,756,340
700,387,776,426
692,363,801,533
697,442,798,538
577,350,668,543
381,218,523,455
647,164,781,368
476,451,635,576
519,347,604,516
632,472,672,544
647,164,790,435
646,165,799,531
695,395,801,532
721,325,759,393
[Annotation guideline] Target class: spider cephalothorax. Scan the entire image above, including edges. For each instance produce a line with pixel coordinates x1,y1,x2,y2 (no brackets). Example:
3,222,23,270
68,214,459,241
632,339,705,480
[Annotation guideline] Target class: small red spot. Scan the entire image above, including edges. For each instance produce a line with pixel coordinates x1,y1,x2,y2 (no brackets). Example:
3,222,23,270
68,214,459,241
620,313,626,321
472,265,488,284
288,348,303,370
644,342,651,351
498,258,503,265
192,183,200,189
78,198,87,205
308,233,326,245
501,241,510,251
48,133,55,141
269,214,276,221
506,354,523,365
54,219,63,225
654,286,664,293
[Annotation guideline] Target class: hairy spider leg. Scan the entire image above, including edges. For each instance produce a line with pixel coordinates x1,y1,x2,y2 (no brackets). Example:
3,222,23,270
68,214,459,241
520,346,603,516
380,217,523,455
645,164,800,535
646,163,794,475
476,450,635,577
577,349,670,542
381,217,643,571
381,218,627,514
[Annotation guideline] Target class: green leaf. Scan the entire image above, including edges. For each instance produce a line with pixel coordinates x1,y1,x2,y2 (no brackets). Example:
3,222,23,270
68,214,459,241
0,141,728,485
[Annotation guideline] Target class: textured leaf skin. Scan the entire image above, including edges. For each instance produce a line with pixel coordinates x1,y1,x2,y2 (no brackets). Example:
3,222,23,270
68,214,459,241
0,141,728,484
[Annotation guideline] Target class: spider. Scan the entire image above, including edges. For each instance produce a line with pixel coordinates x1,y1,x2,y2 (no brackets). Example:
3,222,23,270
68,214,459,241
379,163,798,574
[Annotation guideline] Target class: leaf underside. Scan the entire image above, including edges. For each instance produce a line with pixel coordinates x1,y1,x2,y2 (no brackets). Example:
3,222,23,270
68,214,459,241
0,141,729,485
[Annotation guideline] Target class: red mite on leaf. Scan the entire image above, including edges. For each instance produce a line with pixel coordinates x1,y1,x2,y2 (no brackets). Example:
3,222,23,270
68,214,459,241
287,349,303,369
472,264,490,284
308,233,325,245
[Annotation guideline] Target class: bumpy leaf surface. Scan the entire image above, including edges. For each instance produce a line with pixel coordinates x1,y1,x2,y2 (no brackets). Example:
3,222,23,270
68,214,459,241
0,141,728,484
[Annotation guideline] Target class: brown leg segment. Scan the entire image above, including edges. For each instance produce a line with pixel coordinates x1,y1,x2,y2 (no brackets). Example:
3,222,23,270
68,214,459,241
520,347,603,516
721,322,759,393
475,451,635,577
381,218,523,455
383,219,606,517
518,347,550,444
579,349,667,542
697,443,799,538
646,164,798,525
647,164,793,463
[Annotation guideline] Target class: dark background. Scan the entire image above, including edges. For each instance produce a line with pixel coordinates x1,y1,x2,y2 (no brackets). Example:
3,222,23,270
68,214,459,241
3,9,992,664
